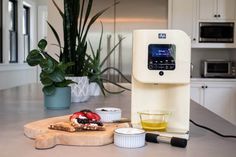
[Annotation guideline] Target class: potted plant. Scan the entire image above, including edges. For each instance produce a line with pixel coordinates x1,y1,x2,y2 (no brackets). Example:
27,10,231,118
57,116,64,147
87,23,131,96
48,0,119,102
27,39,75,109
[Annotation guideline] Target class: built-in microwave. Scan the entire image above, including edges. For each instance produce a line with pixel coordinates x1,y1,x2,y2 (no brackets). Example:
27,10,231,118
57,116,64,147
199,22,234,43
201,60,236,78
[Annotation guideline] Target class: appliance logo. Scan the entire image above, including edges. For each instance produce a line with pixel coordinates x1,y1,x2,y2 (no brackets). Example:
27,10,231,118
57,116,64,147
158,33,166,39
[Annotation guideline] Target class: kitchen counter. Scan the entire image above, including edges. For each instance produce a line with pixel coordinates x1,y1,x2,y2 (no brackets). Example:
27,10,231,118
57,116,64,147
191,78,236,82
0,83,236,157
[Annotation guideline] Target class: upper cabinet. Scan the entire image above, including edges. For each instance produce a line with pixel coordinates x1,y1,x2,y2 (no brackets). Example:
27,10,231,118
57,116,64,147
199,0,236,21
168,0,197,44
169,0,236,48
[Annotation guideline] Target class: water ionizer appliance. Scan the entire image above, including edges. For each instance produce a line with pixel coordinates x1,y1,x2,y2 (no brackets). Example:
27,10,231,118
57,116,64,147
131,30,191,138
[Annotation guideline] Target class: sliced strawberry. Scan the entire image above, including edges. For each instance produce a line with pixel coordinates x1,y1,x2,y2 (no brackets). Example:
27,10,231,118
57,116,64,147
85,112,96,120
73,111,86,116
70,110,101,122
69,112,86,121
85,112,101,121
92,112,101,121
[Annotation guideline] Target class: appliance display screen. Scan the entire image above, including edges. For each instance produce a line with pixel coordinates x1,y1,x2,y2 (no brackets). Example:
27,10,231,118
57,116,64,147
149,45,173,58
148,44,176,70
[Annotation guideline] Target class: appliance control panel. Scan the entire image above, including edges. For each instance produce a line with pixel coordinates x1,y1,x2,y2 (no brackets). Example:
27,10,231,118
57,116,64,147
148,44,176,70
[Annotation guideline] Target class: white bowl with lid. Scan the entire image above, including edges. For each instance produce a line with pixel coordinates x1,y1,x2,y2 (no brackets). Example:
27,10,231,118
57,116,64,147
95,107,121,122
114,128,146,148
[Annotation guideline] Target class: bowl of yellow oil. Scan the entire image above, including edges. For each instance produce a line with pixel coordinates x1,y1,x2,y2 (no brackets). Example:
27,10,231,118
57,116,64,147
138,111,170,131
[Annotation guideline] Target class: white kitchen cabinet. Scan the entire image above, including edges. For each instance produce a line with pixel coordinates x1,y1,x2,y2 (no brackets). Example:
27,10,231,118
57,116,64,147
191,80,236,125
198,0,236,20
168,0,197,45
169,0,236,48
190,82,204,105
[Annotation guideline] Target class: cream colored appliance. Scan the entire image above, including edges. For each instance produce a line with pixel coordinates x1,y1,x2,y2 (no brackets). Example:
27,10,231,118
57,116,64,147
131,30,191,138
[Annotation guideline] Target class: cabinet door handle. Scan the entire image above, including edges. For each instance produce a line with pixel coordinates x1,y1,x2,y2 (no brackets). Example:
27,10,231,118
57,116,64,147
217,14,221,18
205,86,208,88
193,38,196,41
202,86,205,89
214,14,217,18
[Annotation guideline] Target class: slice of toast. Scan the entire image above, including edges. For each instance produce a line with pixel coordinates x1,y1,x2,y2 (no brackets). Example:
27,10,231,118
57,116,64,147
71,122,105,131
48,121,105,132
49,122,76,132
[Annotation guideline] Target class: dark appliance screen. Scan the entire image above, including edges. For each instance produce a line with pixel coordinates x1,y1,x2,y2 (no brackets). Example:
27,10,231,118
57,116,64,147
207,63,229,73
148,44,176,70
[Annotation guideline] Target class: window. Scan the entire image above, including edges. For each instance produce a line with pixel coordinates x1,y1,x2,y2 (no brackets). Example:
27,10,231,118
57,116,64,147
23,5,30,61
8,0,18,63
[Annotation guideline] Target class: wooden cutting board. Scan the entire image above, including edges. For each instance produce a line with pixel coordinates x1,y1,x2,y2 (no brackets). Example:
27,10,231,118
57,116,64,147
24,115,130,149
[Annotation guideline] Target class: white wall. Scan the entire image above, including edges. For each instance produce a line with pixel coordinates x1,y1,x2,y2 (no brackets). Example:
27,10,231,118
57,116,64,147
47,0,63,60
0,0,38,90
35,0,48,6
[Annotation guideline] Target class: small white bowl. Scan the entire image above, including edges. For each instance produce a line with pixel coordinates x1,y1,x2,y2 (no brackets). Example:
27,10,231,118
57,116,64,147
95,107,121,122
114,128,146,148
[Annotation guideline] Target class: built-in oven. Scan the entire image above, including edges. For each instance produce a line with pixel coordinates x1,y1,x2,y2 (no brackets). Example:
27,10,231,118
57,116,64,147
199,22,234,43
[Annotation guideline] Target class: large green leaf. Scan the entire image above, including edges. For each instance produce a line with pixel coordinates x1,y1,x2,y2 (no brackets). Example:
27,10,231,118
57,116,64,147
40,59,55,74
63,0,78,64
88,40,96,59
52,0,64,18
26,49,44,66
89,74,100,83
96,22,103,60
80,0,93,38
73,42,88,76
41,51,58,64
43,85,56,96
40,77,53,86
58,62,74,72
78,0,85,37
48,67,65,83
38,39,47,51
73,0,80,20
40,71,48,79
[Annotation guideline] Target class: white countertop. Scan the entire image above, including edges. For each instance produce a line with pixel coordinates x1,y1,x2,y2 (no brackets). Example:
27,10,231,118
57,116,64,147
191,78,236,82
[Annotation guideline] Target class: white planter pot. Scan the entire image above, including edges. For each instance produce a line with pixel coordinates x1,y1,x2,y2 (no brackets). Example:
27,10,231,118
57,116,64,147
67,76,90,102
89,82,101,96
